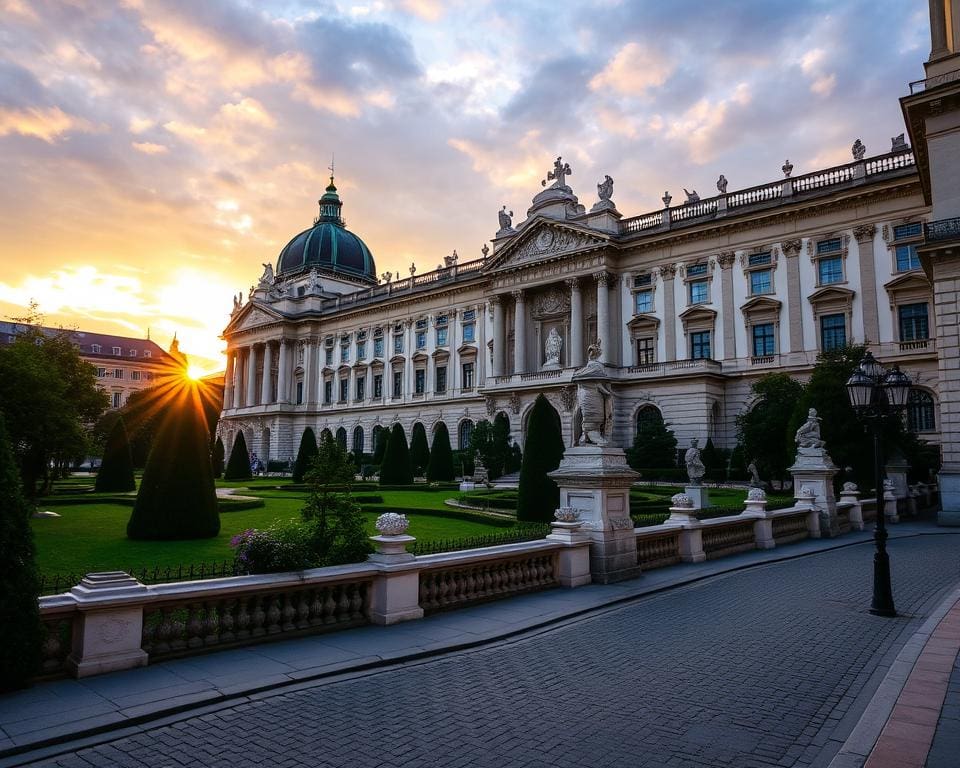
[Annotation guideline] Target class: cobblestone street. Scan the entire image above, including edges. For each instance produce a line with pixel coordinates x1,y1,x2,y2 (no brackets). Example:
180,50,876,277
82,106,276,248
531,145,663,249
28,535,960,768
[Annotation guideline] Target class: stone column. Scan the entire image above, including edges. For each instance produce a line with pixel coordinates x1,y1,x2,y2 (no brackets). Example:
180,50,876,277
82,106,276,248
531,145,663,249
512,289,526,374
405,320,415,398
277,339,289,403
567,277,584,368
224,349,236,409
491,295,506,377
930,0,950,60
717,252,736,360
595,272,610,363
233,349,244,409
478,302,488,385
303,340,316,405
245,345,258,408
853,225,881,346
260,342,273,405
660,265,677,361
782,240,803,355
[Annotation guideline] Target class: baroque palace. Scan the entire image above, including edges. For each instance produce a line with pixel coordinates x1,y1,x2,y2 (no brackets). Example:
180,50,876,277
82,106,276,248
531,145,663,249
219,142,937,468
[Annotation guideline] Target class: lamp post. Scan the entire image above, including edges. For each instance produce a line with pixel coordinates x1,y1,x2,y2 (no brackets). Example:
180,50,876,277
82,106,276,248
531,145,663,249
845,351,912,617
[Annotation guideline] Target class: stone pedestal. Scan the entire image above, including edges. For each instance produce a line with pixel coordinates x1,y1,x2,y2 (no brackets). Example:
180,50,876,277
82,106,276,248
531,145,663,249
743,491,774,549
549,445,641,584
789,450,838,537
839,485,864,531
367,534,424,625
685,485,710,510
546,521,592,587
67,572,149,678
883,484,900,524
459,481,476,491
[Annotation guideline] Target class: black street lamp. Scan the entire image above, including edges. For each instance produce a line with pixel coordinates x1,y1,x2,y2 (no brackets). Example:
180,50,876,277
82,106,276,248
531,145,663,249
845,351,912,617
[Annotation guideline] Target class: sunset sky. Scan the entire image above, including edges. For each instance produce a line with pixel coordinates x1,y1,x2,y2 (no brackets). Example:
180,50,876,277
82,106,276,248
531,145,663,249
0,0,929,371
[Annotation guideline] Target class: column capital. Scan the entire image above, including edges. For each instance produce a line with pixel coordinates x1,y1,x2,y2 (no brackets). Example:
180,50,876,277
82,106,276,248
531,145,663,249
565,276,581,290
511,289,525,302
658,264,677,280
853,224,877,243
781,238,803,257
490,293,503,306
715,251,735,269
594,271,610,286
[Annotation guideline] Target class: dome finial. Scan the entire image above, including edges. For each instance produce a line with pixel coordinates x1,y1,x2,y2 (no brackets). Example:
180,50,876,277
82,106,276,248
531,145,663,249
328,153,335,186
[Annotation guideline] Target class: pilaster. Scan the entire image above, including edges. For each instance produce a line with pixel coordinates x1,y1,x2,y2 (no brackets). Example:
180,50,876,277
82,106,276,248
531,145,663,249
853,225,881,345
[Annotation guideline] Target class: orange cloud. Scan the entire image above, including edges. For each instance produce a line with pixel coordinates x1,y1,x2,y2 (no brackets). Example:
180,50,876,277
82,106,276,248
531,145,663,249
132,141,169,154
590,42,673,96
0,106,94,143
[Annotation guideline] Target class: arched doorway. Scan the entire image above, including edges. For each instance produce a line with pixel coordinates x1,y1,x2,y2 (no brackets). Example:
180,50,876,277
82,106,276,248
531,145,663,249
352,425,365,454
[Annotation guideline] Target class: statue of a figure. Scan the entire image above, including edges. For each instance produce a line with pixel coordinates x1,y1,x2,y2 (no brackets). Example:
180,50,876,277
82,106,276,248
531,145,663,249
409,263,417,276
747,459,761,486
259,262,274,284
232,293,241,312
542,156,572,190
891,133,907,152
444,250,458,267
795,408,826,449
684,188,700,203
309,267,320,289
685,438,706,485
498,206,514,231
481,243,490,259
574,340,613,446
852,138,866,161
597,175,614,201
544,327,563,366
716,174,728,194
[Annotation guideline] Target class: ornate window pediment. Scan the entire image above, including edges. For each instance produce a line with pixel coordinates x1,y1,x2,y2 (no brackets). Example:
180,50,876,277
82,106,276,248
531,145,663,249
678,306,717,329
627,314,661,332
389,353,406,365
457,343,478,357
740,295,782,322
808,285,855,310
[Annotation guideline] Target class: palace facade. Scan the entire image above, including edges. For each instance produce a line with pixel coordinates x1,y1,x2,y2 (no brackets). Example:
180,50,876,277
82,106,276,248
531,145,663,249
219,144,936,468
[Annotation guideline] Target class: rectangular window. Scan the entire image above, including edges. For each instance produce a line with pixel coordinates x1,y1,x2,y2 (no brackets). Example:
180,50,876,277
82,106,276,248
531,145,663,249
373,374,383,399
129,349,137,357
415,369,425,394
749,269,772,295
747,252,771,267
339,378,348,402
114,368,123,379
356,341,366,360
296,381,304,405
818,256,843,285
356,375,365,401
896,244,920,272
899,303,929,341
143,350,151,358
817,238,842,255
462,362,475,389
96,367,106,378
325,348,333,366
131,370,141,381
436,327,448,346
462,309,476,322
373,338,384,358
112,392,122,408
415,318,427,330
436,365,447,393
393,370,403,397
689,280,708,304
752,323,776,356
112,346,121,356
92,344,101,353
340,344,349,363
633,273,652,287
636,338,655,364
690,331,711,360
687,263,708,277
635,289,653,314
894,223,923,271
820,314,847,350
324,380,332,404
416,331,426,349
462,323,475,343
394,334,404,354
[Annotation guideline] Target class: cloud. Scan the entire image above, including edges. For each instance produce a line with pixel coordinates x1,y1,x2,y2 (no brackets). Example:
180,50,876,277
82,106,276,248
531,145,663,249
589,42,672,96
132,141,168,154
0,105,94,142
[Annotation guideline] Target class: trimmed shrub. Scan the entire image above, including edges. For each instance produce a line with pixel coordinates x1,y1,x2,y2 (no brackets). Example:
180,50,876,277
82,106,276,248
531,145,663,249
427,422,456,481
410,422,430,476
127,386,221,540
517,394,565,523
380,423,414,485
626,413,678,470
212,436,225,478
224,431,252,481
0,414,41,690
372,427,388,464
292,427,319,483
95,415,136,492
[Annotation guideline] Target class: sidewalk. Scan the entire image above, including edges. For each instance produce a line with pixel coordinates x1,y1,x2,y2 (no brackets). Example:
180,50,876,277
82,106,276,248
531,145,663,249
1,524,957,767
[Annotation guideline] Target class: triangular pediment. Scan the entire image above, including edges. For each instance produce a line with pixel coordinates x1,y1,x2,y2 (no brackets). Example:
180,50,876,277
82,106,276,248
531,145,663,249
225,303,285,334
739,296,782,313
808,286,855,305
883,271,930,293
485,218,610,273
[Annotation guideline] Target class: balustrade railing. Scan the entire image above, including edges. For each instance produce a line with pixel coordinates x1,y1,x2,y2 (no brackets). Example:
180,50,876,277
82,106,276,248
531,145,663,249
620,210,664,234
727,182,782,208
635,530,681,570
520,369,562,381
793,165,855,193
771,511,809,545
672,198,718,221
701,519,756,559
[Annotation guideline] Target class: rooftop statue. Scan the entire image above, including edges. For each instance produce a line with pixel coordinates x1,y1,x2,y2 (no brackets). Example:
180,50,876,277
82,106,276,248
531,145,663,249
716,174,728,194
573,340,613,446
891,133,908,152
542,156,572,190
597,174,614,201
259,262,274,285
684,188,700,203
685,438,706,485
852,138,866,161
498,206,514,231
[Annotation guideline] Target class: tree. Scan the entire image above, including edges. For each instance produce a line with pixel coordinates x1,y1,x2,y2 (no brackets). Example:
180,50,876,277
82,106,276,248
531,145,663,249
95,416,136,492
212,436,225,479
0,414,41,690
469,415,514,479
224,432,252,481
379,423,414,485
426,422,455,481
410,422,430,477
372,426,388,464
736,373,804,484
625,412,678,470
517,395,565,522
127,383,220,539
292,427,319,483
0,327,108,496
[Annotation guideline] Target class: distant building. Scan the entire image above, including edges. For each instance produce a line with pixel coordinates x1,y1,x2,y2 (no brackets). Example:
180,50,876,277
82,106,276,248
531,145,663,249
0,323,185,409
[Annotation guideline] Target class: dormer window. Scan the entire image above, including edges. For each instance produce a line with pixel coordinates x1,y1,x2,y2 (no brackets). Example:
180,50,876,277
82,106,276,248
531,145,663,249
112,346,122,356
130,349,137,357
91,344,101,353
143,350,151,358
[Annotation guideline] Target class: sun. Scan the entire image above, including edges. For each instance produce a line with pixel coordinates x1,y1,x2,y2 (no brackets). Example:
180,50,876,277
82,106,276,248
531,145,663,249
186,364,206,381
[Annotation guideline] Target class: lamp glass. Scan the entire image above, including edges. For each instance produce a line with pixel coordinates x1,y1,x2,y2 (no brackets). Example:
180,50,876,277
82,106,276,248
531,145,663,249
860,351,882,381
883,366,912,410
846,369,874,409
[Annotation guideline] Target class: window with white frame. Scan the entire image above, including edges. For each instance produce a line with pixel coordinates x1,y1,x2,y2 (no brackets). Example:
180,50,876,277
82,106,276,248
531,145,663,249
751,323,776,356
92,344,101,353
892,222,923,272
131,370,142,381
820,313,846,350
685,262,710,305
815,238,845,285
898,302,929,341
112,346,121,356
689,331,711,359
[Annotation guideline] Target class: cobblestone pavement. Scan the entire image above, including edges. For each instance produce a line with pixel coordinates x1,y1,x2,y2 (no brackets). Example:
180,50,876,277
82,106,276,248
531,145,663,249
29,535,960,768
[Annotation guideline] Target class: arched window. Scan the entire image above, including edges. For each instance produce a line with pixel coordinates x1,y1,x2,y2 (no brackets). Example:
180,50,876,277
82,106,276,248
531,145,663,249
459,419,474,450
372,424,385,455
336,427,347,449
320,428,333,443
352,425,364,454
908,389,936,432
636,405,663,435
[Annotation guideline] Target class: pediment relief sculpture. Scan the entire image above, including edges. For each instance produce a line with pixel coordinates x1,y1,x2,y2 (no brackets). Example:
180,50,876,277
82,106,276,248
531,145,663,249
490,224,605,271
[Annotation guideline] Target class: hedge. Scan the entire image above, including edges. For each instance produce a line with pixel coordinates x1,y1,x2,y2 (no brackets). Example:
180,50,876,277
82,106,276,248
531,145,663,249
358,504,516,528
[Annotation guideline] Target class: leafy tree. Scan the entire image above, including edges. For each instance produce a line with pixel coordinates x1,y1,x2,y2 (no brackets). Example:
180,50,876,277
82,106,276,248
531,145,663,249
468,415,514,479
0,414,41,690
517,395,565,522
625,411,678,470
427,422,455,481
379,423,414,485
410,422,430,476
292,427,319,483
736,373,804,484
0,327,108,496
95,416,136,492
127,383,220,539
212,436,225,478
224,431,252,480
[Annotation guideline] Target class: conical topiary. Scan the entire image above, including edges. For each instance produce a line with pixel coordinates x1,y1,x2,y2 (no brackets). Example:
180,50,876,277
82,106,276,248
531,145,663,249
292,427,319,483
517,394,565,523
410,422,430,477
0,413,41,690
224,431,252,481
95,415,136,492
212,436,225,478
372,426,387,464
426,422,455,482
127,385,220,539
379,423,414,485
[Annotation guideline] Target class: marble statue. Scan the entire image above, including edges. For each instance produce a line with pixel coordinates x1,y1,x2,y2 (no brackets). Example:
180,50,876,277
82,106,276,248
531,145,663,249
573,340,613,446
662,191,672,207
542,156,572,190
716,174,728,194
597,175,614,201
409,263,416,276
544,328,563,368
747,459,761,486
891,133,907,152
782,159,794,178
444,250,458,267
498,206,514,231
232,293,241,312
852,139,866,161
481,243,490,259
795,408,826,451
259,263,274,284
684,188,700,203
685,438,706,485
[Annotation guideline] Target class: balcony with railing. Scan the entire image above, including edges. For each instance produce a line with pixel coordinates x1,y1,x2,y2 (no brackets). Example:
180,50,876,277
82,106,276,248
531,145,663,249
925,217,960,244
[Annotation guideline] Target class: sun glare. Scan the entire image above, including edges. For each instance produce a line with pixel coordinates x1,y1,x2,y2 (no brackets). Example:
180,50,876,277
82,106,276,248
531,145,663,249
186,364,205,380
